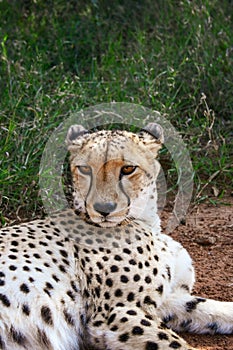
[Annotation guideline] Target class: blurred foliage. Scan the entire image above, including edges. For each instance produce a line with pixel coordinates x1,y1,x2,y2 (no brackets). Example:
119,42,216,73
0,0,232,224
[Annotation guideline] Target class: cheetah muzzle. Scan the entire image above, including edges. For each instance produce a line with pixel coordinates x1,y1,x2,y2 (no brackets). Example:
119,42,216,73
0,123,232,350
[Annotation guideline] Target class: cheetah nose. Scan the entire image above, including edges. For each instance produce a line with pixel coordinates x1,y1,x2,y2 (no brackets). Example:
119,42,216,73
93,202,117,217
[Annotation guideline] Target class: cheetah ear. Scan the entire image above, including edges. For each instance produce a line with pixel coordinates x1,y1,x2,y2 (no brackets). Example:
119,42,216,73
139,123,164,156
66,125,89,146
140,123,164,144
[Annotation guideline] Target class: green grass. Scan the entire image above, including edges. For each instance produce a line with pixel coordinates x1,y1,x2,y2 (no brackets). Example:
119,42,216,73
0,0,232,225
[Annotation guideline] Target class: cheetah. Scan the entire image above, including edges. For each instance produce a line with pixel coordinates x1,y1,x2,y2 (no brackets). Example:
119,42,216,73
0,123,232,350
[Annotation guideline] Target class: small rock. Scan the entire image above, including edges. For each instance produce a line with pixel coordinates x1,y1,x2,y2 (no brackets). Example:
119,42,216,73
195,236,216,246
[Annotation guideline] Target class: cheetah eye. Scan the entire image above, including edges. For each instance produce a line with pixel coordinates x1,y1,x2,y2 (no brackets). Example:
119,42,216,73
120,165,137,176
77,166,92,175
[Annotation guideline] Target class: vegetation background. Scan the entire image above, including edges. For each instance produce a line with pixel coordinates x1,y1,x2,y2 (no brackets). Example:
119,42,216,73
0,0,232,225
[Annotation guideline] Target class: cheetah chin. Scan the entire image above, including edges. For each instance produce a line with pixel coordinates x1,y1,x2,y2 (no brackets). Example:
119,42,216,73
0,123,232,350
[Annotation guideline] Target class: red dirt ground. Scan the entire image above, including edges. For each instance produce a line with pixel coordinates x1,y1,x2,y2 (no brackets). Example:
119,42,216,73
161,196,233,350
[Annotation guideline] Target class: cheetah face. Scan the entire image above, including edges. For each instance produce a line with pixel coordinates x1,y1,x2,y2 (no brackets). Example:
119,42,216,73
66,124,163,228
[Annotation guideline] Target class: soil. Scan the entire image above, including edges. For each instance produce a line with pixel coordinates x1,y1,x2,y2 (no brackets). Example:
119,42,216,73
160,196,233,350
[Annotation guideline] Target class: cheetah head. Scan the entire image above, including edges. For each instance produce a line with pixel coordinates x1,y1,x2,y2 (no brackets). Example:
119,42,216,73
66,123,163,229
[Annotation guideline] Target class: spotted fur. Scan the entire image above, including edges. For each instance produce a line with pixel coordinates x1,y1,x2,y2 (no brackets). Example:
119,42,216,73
0,124,232,350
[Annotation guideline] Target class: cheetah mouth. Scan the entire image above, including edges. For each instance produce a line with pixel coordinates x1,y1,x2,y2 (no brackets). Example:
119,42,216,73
86,213,128,228
83,206,130,227
93,217,126,228
97,221,122,228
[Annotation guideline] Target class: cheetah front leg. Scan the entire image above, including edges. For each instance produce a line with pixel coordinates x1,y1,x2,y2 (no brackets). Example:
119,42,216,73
87,306,196,350
156,238,233,335
158,292,233,335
